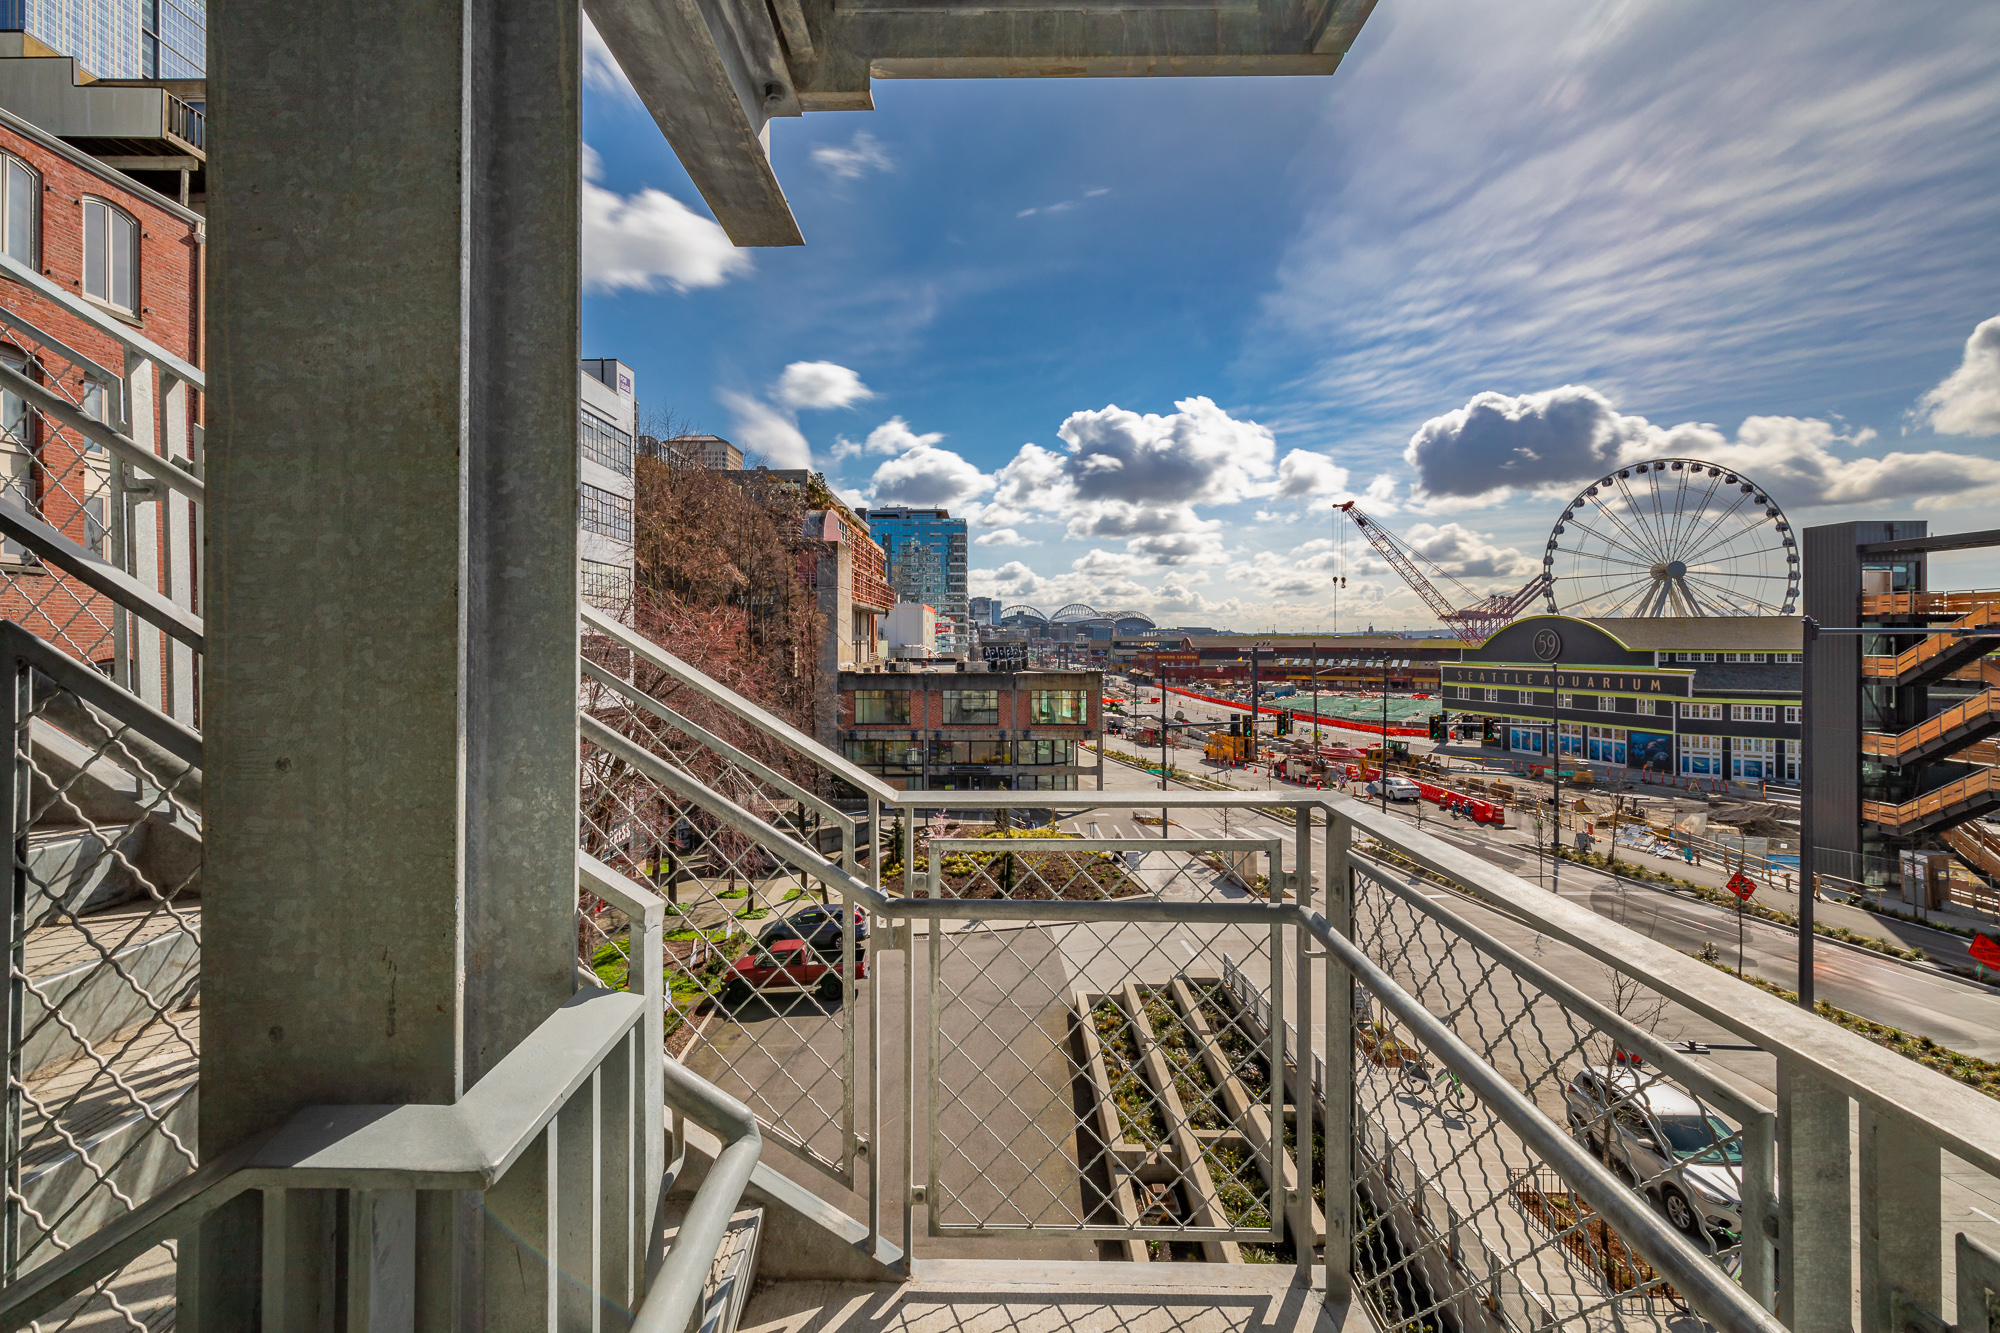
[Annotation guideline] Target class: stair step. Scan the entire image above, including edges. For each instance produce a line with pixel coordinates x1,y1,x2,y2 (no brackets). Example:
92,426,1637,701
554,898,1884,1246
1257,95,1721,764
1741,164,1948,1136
18,902,200,1081
662,1202,764,1333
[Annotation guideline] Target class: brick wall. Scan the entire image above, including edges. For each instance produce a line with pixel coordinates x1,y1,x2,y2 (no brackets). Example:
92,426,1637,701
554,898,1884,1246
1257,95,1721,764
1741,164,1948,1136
0,121,201,669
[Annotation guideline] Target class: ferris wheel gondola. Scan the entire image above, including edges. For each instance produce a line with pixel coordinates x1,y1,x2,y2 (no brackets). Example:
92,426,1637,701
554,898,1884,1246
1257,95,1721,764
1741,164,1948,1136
1542,459,1798,618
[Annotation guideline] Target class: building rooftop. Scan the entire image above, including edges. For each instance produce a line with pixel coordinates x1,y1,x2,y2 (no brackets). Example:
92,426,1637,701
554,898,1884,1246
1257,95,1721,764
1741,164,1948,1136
1576,616,1803,651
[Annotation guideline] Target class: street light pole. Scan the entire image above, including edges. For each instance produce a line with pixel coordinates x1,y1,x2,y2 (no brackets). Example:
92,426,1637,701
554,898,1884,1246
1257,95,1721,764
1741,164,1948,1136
1380,651,1390,814
1799,617,1818,1009
1550,660,1561,893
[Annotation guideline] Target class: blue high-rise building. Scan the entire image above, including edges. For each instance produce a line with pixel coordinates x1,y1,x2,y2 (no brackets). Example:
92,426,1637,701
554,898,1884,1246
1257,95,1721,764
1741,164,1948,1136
863,506,968,654
2,0,205,79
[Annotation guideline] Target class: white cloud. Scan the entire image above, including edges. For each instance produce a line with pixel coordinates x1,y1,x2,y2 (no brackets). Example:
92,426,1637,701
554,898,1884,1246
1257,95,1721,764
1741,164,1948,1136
974,528,1038,547
1273,449,1350,499
581,14,637,103
776,361,874,412
869,433,990,509
1403,384,2000,511
812,132,892,180
1400,523,1535,582
1916,314,2000,437
583,146,750,294
718,390,811,469
1256,2,2000,444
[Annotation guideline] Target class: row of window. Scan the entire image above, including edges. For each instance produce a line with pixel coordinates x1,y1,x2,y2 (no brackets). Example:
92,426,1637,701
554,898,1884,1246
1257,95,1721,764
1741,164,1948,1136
579,410,634,477
852,688,1088,727
1504,726,1799,779
580,557,630,609
1471,687,1792,723
1660,651,1801,663
0,155,143,314
579,482,633,544
843,738,1082,769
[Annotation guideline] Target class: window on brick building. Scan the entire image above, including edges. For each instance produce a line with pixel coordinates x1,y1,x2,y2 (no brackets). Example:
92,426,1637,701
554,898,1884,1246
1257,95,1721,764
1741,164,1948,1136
82,199,138,313
853,690,910,725
0,356,28,562
1030,689,1085,725
2,155,37,266
942,689,999,725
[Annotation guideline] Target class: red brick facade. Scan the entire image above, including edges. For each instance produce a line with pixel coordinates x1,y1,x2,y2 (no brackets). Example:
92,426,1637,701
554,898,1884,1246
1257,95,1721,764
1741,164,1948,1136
0,117,202,670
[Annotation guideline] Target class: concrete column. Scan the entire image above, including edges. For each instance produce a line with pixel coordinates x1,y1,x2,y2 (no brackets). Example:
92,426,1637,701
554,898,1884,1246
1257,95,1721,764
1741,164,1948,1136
200,0,580,1320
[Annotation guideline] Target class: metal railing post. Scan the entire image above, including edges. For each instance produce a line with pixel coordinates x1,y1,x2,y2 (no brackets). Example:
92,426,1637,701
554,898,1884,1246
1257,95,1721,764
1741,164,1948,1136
2,643,19,1280
1293,818,1312,1288
1741,1108,1777,1310
1778,1062,1851,1328
902,805,916,1273
1323,807,1353,1301
1860,1105,1941,1331
866,793,882,1261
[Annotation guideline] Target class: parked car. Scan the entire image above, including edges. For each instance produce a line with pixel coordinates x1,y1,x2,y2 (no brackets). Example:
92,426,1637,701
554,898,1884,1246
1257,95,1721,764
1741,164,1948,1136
1563,1063,1742,1241
724,932,866,1002
761,904,869,952
1364,776,1421,802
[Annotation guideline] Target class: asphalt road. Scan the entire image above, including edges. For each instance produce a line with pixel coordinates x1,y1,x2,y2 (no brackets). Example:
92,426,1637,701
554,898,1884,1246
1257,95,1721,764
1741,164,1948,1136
1090,729,2000,1061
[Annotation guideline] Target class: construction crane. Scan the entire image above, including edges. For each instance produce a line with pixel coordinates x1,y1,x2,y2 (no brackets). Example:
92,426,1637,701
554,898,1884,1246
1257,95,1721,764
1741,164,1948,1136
1336,501,1547,645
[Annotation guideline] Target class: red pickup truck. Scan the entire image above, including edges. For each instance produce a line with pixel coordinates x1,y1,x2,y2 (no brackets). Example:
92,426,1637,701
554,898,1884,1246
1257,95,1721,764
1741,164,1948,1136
722,936,866,1003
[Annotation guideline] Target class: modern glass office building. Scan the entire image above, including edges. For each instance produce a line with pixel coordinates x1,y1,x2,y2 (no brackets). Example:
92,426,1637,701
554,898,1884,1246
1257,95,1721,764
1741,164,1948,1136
1,0,205,79
863,506,968,653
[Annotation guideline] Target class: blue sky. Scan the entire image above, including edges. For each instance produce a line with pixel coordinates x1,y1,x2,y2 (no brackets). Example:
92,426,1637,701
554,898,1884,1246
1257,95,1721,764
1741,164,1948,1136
582,0,2000,632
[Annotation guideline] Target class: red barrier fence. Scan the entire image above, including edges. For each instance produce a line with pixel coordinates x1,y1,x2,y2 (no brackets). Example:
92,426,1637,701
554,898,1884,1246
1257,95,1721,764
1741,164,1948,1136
1160,686,1431,739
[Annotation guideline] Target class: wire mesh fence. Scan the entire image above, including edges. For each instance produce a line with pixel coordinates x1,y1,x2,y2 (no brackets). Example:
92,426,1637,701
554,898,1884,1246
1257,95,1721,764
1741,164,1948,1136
2,628,200,1330
1345,851,1769,1330
578,632,863,1185
918,835,1302,1259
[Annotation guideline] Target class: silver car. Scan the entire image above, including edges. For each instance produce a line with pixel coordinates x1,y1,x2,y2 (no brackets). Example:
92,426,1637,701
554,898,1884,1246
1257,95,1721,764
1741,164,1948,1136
1563,1064,1743,1242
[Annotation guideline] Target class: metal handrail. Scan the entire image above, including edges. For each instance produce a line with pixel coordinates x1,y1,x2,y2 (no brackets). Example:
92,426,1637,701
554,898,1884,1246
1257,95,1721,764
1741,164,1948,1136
0,361,205,503
583,656,859,861
634,1061,761,1333
1297,904,1784,1333
1861,688,2000,760
1322,794,2000,1183
1863,766,2000,832
581,603,898,802
0,987,647,1325
0,253,204,389
0,502,204,651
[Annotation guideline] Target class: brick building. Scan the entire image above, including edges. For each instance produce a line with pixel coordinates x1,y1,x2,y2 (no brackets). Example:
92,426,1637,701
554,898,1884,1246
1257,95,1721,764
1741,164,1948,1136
838,665,1103,791
0,101,202,715
803,504,894,743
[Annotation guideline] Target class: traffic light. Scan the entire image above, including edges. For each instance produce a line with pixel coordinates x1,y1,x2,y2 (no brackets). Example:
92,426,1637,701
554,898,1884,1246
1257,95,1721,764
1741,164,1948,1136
1428,714,1445,742
1276,713,1290,736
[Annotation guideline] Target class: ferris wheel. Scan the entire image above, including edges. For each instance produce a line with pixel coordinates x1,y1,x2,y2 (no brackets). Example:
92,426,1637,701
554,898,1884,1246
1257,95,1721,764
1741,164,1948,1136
1542,459,1798,618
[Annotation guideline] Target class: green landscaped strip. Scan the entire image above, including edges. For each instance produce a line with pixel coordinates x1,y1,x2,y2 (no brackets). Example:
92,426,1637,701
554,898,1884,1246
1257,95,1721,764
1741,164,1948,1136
1699,959,2000,1100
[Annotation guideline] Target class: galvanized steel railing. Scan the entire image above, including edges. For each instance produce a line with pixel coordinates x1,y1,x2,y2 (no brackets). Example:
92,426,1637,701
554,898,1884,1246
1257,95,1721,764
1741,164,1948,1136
0,252,204,729
579,605,2000,1332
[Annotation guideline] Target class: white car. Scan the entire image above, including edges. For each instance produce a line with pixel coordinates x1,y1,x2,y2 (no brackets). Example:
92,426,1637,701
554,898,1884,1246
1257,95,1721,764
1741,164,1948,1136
1564,1064,1742,1243
1364,776,1420,802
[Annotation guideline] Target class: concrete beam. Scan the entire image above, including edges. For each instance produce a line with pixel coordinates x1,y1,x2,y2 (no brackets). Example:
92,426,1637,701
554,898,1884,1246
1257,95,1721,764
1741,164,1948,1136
592,0,1373,245
586,0,807,247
